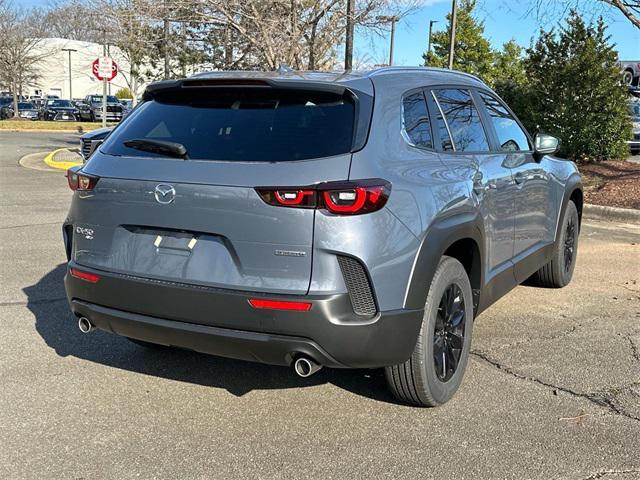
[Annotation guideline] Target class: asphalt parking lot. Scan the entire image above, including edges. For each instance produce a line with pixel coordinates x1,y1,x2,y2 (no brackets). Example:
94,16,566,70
1,131,639,480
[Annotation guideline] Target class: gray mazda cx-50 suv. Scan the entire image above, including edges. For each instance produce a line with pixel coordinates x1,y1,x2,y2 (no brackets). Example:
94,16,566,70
63,67,582,406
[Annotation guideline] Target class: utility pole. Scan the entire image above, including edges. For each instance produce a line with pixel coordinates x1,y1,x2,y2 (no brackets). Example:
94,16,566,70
344,0,354,70
376,15,400,66
61,48,76,100
427,20,438,63
447,0,457,70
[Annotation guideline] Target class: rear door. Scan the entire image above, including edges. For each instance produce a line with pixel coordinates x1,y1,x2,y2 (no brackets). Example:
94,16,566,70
74,85,361,295
430,88,516,278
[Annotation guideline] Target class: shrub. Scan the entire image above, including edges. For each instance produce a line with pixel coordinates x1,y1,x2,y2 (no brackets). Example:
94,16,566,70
516,11,631,161
114,87,132,99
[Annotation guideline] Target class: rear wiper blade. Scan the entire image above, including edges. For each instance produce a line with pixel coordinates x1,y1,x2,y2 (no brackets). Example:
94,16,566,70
123,138,188,159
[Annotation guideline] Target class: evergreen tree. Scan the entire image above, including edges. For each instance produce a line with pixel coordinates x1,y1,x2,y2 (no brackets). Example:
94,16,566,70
423,0,495,83
523,11,631,161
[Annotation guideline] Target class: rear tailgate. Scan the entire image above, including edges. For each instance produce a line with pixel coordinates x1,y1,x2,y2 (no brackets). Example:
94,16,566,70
71,82,370,295
73,155,352,295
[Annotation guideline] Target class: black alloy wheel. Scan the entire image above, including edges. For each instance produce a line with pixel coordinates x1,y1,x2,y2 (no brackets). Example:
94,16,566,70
564,216,576,274
433,283,466,382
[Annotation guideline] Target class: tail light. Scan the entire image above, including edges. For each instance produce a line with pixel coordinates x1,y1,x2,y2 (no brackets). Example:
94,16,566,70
66,168,99,191
256,179,391,215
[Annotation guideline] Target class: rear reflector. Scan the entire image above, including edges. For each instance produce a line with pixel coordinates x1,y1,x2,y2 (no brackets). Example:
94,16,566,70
248,298,312,311
70,268,100,283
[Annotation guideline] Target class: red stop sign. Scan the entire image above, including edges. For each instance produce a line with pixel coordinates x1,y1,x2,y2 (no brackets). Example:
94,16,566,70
92,57,118,81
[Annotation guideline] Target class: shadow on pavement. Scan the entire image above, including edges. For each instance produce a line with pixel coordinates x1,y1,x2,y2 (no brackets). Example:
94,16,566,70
24,263,400,404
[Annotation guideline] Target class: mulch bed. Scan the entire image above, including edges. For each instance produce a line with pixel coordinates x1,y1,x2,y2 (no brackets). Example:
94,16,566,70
579,160,640,210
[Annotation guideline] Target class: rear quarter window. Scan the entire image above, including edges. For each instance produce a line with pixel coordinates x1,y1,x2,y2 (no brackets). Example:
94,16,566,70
402,91,433,149
102,89,355,162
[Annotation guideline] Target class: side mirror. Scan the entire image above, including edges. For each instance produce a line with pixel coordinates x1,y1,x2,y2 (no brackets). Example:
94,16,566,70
533,133,560,161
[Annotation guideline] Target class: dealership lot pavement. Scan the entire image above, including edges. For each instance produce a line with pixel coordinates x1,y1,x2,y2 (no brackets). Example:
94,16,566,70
1,132,639,479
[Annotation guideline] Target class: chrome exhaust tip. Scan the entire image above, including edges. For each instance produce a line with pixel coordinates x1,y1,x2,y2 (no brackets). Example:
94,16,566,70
294,357,322,378
78,317,94,333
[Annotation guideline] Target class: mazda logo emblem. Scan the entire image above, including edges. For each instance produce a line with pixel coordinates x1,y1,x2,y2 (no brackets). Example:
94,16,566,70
154,184,176,204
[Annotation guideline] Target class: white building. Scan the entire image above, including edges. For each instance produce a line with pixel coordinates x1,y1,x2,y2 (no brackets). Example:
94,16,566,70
28,38,147,100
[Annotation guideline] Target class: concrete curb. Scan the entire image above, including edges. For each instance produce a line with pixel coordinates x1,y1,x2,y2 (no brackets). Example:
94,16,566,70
583,203,640,224
43,148,82,170
18,152,60,172
0,128,84,133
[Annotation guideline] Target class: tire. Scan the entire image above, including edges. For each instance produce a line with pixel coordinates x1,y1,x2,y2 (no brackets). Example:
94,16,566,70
385,256,474,407
622,69,634,86
531,200,579,288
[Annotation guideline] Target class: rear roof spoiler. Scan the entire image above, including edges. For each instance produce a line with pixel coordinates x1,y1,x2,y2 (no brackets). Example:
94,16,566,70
143,78,353,99
141,78,373,152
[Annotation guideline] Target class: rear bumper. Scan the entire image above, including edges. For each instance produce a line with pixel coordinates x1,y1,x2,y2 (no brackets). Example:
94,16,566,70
64,263,423,368
93,111,122,121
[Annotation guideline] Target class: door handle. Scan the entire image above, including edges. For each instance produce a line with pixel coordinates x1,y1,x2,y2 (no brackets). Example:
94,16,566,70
473,182,497,195
514,172,539,185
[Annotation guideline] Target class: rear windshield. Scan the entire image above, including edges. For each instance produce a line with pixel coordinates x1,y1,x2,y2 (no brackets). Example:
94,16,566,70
101,89,355,161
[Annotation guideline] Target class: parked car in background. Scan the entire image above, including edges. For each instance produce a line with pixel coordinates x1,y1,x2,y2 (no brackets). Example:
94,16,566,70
15,102,39,120
79,127,113,161
63,68,583,407
31,98,45,110
628,98,640,155
41,99,80,121
119,99,133,114
77,95,124,122
0,97,13,119
620,61,640,86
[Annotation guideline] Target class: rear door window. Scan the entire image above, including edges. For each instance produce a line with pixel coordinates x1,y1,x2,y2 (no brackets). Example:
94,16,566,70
432,89,489,152
479,92,531,152
402,91,433,149
102,89,355,162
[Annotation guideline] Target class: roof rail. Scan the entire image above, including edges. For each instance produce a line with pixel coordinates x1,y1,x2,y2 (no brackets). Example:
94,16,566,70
366,66,482,83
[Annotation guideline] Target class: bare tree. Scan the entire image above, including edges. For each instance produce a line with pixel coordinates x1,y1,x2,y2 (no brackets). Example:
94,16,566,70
91,0,158,102
0,0,50,114
604,0,640,28
42,0,104,41
520,0,639,29
204,0,417,71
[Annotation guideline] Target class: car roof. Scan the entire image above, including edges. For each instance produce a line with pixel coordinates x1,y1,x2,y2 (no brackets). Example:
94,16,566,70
189,66,484,86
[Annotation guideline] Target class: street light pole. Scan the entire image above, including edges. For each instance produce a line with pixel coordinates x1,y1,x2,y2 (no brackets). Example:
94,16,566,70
389,16,398,66
447,0,457,70
61,48,76,100
427,20,438,62
376,15,400,66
